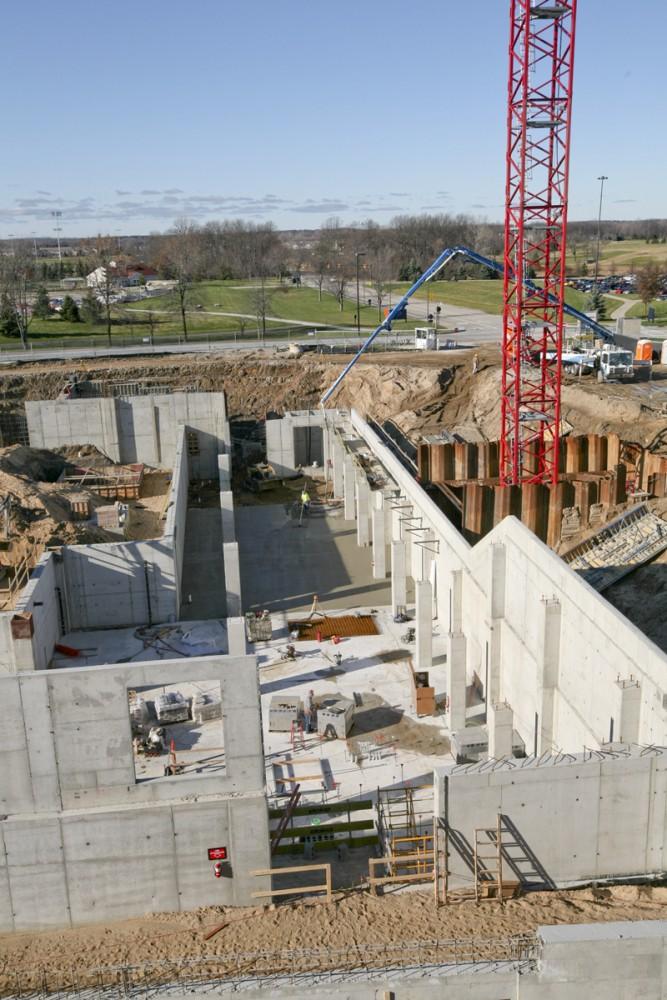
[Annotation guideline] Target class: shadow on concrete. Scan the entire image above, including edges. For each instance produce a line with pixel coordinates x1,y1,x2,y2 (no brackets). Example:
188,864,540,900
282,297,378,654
349,703,404,737
259,653,410,695
497,813,556,890
181,507,226,619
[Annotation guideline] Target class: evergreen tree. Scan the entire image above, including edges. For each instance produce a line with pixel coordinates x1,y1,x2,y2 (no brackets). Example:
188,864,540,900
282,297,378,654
81,291,102,324
587,288,607,321
0,294,21,338
60,295,81,323
33,286,52,320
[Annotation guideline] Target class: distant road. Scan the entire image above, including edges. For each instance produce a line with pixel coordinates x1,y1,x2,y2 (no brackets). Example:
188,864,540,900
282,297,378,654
300,275,503,343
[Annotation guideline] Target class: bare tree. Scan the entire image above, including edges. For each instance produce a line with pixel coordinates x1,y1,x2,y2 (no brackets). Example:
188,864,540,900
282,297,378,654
86,236,117,345
369,247,394,322
637,263,663,317
158,219,203,340
251,279,274,340
0,243,36,349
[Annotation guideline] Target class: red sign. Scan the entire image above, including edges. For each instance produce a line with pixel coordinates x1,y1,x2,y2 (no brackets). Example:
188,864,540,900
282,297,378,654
208,846,228,861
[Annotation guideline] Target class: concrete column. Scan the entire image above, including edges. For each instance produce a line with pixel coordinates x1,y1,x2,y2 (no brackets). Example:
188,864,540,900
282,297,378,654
536,597,561,754
227,617,248,656
415,580,433,671
223,542,242,617
355,473,370,547
488,701,513,759
450,569,463,633
447,631,467,733
391,541,407,613
616,678,641,743
343,455,356,520
371,495,387,579
332,439,344,498
487,543,505,704
390,504,403,542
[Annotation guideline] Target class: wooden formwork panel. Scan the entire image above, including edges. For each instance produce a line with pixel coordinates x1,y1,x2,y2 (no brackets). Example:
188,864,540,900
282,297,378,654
289,615,378,640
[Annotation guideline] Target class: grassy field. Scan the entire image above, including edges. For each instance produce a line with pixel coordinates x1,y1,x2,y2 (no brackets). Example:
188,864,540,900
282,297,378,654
566,238,667,276
627,298,667,325
126,282,437,333
391,278,591,316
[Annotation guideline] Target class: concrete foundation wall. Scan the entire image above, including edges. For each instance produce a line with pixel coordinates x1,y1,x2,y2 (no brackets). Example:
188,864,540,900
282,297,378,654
164,426,190,619
60,425,192,632
0,553,63,674
0,652,269,929
62,537,177,629
26,392,228,477
0,654,264,814
266,410,338,476
238,921,667,1000
350,411,667,753
0,793,268,931
435,749,667,889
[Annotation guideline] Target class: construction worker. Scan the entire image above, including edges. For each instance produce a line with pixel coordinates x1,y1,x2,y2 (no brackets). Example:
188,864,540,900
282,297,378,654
300,487,311,514
303,689,315,733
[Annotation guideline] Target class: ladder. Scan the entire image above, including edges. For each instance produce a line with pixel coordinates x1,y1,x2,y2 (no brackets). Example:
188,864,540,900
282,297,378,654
270,783,301,854
290,720,305,751
473,813,503,903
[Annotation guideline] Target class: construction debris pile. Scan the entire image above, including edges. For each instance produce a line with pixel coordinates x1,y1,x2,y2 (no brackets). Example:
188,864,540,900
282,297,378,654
0,444,170,609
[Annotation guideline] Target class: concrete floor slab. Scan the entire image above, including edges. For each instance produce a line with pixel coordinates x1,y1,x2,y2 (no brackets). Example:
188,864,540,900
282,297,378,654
256,607,452,806
50,620,229,668
236,506,395,613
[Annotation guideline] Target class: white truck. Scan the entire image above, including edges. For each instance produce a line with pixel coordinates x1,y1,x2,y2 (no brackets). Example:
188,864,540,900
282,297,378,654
596,347,635,382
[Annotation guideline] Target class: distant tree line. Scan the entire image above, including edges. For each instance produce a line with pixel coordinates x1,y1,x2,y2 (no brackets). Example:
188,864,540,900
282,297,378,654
2,212,667,347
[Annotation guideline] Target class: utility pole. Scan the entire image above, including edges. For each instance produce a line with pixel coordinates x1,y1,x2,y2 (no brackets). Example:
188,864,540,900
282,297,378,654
593,175,608,289
355,251,365,333
51,210,63,277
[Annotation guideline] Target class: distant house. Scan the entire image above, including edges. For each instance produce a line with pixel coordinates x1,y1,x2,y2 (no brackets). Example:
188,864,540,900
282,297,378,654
86,264,113,289
86,261,158,290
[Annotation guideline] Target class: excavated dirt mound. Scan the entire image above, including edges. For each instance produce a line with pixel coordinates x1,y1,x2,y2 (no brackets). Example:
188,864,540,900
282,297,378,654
2,349,666,448
0,445,125,567
0,884,665,992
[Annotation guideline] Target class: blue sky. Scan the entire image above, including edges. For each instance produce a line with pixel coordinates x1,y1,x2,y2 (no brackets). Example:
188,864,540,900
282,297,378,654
1,0,664,237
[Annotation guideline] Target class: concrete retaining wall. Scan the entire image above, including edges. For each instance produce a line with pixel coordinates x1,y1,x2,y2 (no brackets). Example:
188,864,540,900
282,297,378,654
350,411,667,753
26,392,228,477
232,921,667,999
0,652,269,930
57,425,191,631
0,793,268,931
219,452,242,616
0,553,63,674
266,409,337,476
435,749,667,889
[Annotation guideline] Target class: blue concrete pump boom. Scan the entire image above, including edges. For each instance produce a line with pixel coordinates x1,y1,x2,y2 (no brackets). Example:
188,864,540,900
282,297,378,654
320,245,613,406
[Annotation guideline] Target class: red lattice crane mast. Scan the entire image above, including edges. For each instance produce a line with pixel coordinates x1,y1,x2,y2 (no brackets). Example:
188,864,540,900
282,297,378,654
501,1,577,486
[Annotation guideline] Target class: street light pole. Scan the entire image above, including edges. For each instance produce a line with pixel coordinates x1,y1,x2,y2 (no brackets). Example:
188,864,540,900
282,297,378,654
355,251,365,333
51,210,63,277
593,175,608,288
